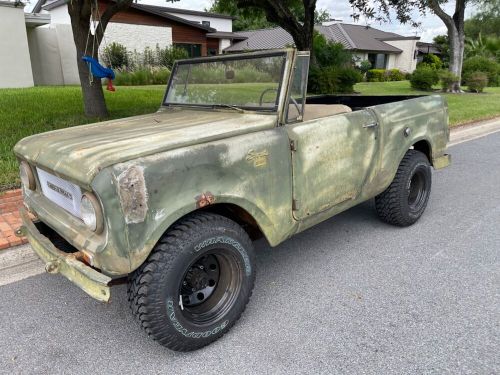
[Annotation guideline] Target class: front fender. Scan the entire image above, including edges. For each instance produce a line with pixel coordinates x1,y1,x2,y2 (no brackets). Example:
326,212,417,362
102,128,296,274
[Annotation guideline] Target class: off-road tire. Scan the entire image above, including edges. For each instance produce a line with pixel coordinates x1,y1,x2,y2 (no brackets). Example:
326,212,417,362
375,149,432,227
127,212,255,351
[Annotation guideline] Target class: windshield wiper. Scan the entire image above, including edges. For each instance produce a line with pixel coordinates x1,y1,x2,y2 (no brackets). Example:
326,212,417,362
212,104,245,113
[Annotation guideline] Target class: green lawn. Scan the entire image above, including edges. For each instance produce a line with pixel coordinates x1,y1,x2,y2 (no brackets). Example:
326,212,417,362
1,81,499,191
354,81,500,127
0,86,165,190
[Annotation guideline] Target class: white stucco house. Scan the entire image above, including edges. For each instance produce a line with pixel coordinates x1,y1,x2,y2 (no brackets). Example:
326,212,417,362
0,0,236,87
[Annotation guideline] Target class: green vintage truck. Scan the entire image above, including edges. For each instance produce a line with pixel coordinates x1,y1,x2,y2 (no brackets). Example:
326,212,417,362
15,49,450,351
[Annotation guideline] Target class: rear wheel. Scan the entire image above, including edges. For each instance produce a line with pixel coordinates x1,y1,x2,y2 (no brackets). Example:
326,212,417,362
127,213,255,351
375,149,432,226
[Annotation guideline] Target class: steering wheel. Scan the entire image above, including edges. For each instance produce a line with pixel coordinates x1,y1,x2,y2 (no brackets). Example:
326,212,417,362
259,88,279,106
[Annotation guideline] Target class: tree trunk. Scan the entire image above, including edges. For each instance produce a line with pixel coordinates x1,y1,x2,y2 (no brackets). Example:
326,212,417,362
427,0,465,93
70,9,109,118
447,28,465,92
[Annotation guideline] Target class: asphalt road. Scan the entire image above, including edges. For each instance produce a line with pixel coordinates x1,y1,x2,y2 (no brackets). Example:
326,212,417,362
1,132,499,375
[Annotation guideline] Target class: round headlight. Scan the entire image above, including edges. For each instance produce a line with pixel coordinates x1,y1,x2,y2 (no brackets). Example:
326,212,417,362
81,193,104,233
19,162,35,190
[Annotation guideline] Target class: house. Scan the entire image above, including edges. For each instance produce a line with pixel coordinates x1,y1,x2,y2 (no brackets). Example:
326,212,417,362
0,1,45,88
0,0,238,87
225,22,420,72
33,0,237,56
1,0,420,89
416,41,443,63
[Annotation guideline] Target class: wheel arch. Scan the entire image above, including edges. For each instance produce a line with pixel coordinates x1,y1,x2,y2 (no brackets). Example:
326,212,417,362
411,138,433,165
129,198,284,273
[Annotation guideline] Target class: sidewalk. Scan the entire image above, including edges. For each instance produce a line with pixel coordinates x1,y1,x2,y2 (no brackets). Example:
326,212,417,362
0,116,499,251
0,189,27,249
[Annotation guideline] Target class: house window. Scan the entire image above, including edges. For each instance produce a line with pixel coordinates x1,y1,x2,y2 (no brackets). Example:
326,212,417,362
174,43,202,58
202,21,211,27
368,53,388,69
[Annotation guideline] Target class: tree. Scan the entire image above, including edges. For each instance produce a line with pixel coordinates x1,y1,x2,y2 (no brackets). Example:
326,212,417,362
209,1,272,31
209,0,319,55
433,35,450,67
349,0,473,92
210,0,330,33
465,0,500,39
68,0,139,117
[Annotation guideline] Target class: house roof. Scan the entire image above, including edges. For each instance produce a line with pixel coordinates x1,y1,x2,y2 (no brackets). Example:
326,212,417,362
224,27,295,51
206,31,247,40
34,0,218,32
137,4,235,20
225,23,419,54
416,41,442,55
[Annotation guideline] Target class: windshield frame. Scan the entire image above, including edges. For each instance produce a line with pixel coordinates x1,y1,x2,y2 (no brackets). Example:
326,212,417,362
162,50,290,113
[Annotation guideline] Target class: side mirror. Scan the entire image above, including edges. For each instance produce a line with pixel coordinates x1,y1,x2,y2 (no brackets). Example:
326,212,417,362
225,70,235,80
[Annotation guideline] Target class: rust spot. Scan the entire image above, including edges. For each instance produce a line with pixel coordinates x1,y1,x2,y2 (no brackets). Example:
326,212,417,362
74,251,92,266
117,166,148,224
195,192,216,208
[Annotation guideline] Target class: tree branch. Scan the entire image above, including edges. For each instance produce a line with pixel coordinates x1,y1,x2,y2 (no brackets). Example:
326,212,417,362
453,0,466,31
427,0,454,29
96,0,133,40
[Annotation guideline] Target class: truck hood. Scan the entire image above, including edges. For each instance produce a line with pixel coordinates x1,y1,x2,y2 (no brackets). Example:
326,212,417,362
14,108,277,187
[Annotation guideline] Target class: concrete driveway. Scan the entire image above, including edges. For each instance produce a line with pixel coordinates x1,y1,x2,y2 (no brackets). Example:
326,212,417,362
0,132,499,374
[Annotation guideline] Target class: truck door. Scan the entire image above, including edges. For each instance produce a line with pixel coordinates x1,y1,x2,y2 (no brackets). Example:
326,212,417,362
286,109,379,220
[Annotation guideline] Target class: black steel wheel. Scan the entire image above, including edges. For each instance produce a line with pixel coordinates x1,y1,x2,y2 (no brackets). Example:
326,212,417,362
128,212,255,352
375,149,432,226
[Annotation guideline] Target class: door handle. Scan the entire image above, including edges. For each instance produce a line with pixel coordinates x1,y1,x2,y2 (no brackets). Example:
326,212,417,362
363,122,378,129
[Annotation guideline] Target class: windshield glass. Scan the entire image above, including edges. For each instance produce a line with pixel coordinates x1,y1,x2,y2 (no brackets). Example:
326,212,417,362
164,52,287,111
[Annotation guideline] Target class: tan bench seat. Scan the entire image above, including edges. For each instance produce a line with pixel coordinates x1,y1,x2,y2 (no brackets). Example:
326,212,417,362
303,104,352,122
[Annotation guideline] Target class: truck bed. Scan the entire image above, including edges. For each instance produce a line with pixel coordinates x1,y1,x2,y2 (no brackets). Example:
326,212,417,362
306,95,426,111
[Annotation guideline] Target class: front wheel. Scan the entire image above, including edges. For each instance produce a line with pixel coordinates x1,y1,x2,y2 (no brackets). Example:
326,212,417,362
375,149,432,227
127,213,255,351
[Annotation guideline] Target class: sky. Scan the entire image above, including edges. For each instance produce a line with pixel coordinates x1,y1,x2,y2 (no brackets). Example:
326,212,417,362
141,0,476,42
24,0,476,42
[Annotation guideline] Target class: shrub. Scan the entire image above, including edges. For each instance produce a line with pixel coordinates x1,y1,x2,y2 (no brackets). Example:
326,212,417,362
313,33,353,68
410,66,439,90
365,69,404,82
367,69,387,82
159,46,189,68
358,60,372,75
467,71,489,93
438,70,459,91
143,47,155,66
309,32,360,93
337,67,363,92
308,66,362,94
462,56,499,86
113,67,171,86
418,53,443,70
102,42,129,69
388,69,405,81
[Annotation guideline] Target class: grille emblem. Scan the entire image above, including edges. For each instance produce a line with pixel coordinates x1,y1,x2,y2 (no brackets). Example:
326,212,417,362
46,181,73,200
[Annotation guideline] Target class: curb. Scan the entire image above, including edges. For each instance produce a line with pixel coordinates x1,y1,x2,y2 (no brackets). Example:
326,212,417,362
0,244,44,287
449,117,500,146
0,116,500,286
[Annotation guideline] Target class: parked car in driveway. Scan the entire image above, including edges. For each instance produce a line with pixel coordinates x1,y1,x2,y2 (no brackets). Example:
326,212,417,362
14,49,450,351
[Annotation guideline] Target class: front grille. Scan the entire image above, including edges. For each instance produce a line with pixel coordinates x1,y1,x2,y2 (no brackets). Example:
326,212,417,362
36,168,82,218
